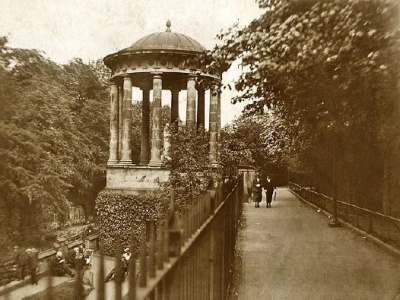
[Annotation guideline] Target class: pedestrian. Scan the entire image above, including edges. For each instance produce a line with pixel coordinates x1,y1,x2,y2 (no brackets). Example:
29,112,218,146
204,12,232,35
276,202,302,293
75,247,86,270
122,247,131,262
15,246,29,281
105,252,129,283
51,251,74,277
26,248,39,285
252,178,262,208
13,246,22,280
265,175,276,208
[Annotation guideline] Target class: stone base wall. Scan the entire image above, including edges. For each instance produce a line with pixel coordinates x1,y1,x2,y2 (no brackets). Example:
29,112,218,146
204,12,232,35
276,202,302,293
106,165,169,191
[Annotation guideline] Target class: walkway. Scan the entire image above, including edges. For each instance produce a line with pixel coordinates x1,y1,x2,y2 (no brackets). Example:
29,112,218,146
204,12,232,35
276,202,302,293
236,187,400,299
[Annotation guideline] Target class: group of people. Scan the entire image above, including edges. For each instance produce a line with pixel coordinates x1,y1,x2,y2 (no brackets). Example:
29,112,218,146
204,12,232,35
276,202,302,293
51,245,91,278
12,246,39,285
252,175,276,208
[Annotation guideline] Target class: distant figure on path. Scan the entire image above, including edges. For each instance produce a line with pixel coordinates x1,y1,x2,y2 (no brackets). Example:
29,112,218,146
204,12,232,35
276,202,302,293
14,245,28,280
27,248,39,285
265,176,276,208
252,178,262,208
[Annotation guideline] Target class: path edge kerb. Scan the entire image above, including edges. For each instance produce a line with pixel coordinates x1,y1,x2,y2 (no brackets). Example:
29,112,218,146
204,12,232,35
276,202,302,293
288,188,400,259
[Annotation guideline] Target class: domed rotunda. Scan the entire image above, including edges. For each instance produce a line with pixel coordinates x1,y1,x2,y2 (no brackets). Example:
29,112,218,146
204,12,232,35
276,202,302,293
103,21,221,193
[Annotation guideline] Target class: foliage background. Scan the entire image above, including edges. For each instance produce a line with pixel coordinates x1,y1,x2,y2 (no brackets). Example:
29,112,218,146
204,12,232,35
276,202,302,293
207,0,400,216
0,37,110,250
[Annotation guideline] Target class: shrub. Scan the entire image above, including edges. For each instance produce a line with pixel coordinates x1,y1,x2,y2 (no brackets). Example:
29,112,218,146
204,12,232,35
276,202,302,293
95,190,168,255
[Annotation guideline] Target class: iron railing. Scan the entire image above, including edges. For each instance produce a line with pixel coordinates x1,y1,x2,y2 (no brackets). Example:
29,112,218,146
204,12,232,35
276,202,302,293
6,176,244,299
289,182,400,249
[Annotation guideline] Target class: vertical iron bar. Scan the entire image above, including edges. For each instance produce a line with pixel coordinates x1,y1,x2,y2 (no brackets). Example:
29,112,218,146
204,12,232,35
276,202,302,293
139,224,147,287
182,210,187,243
115,239,122,300
46,264,53,300
189,206,193,238
209,219,215,300
74,264,84,300
128,233,136,300
97,251,105,300
163,216,169,263
149,221,156,278
157,221,164,270
329,143,340,227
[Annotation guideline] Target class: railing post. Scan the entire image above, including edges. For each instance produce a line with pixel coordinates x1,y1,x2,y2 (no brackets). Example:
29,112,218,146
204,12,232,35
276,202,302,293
169,211,182,258
163,216,169,263
209,218,216,300
157,221,164,270
128,234,136,300
139,225,147,287
115,239,122,300
149,221,156,278
97,251,105,300
46,264,53,300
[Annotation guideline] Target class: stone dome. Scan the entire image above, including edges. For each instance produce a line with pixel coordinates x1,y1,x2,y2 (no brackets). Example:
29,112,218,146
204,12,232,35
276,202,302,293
120,20,206,54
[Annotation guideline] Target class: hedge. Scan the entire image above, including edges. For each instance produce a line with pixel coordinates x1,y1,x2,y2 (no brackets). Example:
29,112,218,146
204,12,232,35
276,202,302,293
95,189,169,255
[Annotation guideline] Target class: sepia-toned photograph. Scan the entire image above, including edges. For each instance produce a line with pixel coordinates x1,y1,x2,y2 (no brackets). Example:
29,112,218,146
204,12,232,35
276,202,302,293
0,0,399,299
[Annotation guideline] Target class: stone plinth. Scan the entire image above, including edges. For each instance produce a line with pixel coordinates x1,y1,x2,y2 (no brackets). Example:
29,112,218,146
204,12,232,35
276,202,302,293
106,165,169,193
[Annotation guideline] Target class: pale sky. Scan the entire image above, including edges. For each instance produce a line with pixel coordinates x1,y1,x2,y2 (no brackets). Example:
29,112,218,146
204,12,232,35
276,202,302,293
0,0,263,125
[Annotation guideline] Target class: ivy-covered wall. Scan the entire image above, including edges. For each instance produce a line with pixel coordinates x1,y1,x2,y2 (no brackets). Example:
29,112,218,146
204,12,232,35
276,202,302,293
95,190,168,255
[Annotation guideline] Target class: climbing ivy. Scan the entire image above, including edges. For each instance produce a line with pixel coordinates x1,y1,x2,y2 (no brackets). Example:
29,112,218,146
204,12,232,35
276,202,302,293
95,190,169,255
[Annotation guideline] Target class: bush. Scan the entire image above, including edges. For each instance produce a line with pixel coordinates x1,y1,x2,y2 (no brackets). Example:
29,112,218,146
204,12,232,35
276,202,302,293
95,190,168,255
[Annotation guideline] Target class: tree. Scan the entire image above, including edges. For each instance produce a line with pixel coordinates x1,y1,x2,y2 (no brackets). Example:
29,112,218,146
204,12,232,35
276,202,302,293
165,124,212,209
204,0,400,214
0,38,110,248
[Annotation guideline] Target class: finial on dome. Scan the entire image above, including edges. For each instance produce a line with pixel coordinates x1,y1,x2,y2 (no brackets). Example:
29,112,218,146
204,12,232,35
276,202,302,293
166,20,171,32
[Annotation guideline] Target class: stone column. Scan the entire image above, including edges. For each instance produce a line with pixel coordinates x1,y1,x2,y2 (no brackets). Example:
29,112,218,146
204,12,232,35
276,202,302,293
108,81,119,164
209,84,219,165
149,73,163,167
120,76,133,164
163,123,171,161
197,87,205,128
171,88,180,124
186,74,196,127
118,84,123,160
217,91,221,161
140,86,151,165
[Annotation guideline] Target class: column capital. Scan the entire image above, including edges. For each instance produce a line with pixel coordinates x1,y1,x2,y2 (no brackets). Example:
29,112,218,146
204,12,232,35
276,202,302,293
211,81,221,88
188,73,197,79
151,71,163,79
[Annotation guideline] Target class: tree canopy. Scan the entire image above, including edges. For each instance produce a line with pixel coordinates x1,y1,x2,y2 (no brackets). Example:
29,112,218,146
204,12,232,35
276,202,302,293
205,0,400,215
0,38,110,247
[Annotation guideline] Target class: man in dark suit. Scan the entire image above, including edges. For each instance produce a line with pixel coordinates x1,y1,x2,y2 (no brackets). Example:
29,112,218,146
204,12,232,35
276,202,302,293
265,176,276,208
